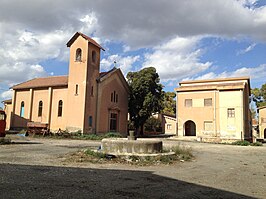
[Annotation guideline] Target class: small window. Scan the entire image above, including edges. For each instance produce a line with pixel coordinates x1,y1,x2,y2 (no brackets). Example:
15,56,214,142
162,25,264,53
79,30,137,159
204,98,212,106
20,101,25,117
89,116,93,127
75,84,79,95
38,101,43,117
76,48,82,61
58,100,63,117
111,91,118,103
185,99,192,107
167,124,172,130
92,51,96,63
0,112,5,120
227,108,235,118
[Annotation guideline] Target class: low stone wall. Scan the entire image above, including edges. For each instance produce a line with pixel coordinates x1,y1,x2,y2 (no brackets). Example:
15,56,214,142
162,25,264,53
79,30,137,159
101,138,162,155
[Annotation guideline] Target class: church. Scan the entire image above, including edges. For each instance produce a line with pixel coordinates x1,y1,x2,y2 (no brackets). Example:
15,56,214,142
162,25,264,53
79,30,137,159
4,32,129,135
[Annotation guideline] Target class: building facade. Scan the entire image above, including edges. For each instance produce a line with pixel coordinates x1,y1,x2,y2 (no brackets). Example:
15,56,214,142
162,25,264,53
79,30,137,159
160,114,177,135
5,32,129,135
258,106,266,139
175,77,251,142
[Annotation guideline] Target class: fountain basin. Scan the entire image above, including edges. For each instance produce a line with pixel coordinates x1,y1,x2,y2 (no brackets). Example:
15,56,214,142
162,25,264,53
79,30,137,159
101,138,162,155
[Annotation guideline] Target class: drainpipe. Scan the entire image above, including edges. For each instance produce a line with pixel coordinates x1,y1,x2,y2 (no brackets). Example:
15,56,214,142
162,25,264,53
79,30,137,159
176,91,178,136
95,79,99,134
240,90,244,140
11,90,17,128
214,90,216,137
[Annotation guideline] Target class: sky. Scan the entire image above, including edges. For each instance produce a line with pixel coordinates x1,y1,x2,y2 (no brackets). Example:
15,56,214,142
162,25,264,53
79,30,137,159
0,0,266,106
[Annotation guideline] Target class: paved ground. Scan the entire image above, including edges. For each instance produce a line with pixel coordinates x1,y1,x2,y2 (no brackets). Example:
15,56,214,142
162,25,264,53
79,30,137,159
0,135,266,198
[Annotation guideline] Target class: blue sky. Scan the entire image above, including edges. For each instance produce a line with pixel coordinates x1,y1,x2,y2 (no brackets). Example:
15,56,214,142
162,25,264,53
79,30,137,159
0,0,266,105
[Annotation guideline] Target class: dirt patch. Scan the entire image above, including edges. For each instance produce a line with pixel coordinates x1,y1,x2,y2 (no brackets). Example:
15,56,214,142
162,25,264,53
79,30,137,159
1,135,266,198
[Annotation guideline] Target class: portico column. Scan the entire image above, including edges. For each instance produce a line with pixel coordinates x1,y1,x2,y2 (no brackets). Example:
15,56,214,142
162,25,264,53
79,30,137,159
11,90,17,127
28,89,33,120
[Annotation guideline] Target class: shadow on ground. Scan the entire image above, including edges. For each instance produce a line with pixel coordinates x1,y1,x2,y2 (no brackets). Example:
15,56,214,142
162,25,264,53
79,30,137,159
0,164,254,199
10,141,43,145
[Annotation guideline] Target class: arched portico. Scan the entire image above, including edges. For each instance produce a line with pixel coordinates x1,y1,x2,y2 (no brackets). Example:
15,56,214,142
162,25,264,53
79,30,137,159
184,120,196,136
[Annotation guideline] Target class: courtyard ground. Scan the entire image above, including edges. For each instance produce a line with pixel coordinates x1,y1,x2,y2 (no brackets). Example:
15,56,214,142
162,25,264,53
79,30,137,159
0,135,265,198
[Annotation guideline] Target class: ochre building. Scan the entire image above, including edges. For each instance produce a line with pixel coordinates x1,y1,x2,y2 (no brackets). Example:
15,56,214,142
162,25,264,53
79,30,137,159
4,32,129,135
175,77,251,142
258,106,266,139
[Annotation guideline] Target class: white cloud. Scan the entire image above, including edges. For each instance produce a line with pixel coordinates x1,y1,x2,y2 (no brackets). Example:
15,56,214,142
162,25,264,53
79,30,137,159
237,43,256,55
0,1,266,49
193,64,266,86
143,36,212,83
0,90,13,100
100,54,140,75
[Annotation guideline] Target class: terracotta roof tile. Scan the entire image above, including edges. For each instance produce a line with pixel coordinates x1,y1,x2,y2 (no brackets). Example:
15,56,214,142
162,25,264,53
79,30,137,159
12,76,68,90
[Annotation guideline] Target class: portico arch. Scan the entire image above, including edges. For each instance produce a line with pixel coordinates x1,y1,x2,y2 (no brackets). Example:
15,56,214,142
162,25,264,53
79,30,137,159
184,120,196,136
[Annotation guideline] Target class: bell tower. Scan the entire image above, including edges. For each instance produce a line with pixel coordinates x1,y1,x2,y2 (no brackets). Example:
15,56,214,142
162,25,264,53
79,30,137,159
66,32,104,133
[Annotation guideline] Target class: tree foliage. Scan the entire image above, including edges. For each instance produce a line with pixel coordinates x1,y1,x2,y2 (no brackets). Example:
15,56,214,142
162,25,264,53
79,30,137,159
162,91,176,115
127,67,164,135
251,83,266,107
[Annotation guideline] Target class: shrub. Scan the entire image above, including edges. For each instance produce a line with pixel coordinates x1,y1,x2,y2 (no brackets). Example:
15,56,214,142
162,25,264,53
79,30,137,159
171,145,193,161
231,140,250,146
103,132,122,138
77,134,103,140
250,141,263,146
84,149,106,158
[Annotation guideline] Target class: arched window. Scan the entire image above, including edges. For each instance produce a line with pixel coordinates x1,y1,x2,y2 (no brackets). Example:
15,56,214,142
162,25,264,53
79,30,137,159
20,101,25,117
38,101,43,117
58,100,63,117
111,91,118,103
76,48,82,61
92,51,96,63
75,84,79,95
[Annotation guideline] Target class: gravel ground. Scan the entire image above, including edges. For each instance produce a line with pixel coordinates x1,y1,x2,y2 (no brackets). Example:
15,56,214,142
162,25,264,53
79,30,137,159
0,135,265,198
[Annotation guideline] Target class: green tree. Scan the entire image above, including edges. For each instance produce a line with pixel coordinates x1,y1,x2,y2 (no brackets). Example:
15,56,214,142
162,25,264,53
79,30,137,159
162,91,176,115
127,67,164,135
251,83,266,107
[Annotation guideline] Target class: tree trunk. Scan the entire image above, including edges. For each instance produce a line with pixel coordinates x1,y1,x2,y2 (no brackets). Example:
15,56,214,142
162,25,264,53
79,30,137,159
140,125,144,136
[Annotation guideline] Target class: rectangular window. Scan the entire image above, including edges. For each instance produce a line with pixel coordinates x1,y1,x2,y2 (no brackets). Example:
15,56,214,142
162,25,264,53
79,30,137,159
110,113,117,132
89,116,93,127
204,98,212,106
0,112,5,120
227,108,235,118
185,99,192,107
167,124,172,130
204,121,213,131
